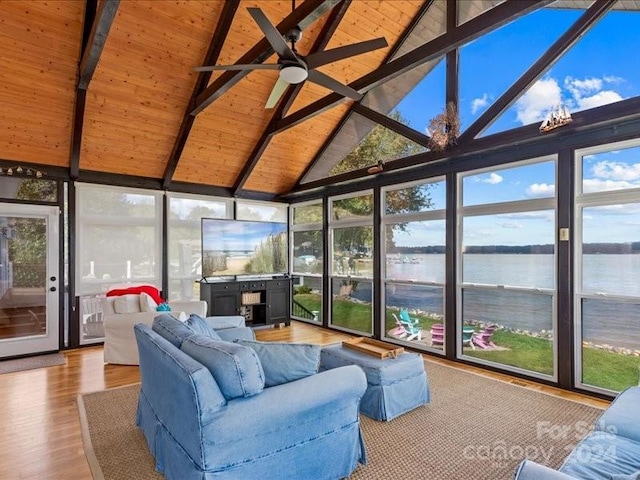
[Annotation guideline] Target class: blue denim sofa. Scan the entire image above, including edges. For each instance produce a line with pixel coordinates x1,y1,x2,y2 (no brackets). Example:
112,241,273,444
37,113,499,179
515,387,640,479
134,314,368,480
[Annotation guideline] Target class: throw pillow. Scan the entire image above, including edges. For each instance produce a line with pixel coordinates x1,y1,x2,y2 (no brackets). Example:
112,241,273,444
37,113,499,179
113,294,141,314
185,314,221,340
234,339,320,387
152,314,195,348
182,335,264,400
139,292,158,312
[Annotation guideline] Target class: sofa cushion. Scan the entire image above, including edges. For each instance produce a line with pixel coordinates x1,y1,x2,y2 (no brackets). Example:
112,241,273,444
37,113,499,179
235,339,320,387
611,472,640,480
114,294,141,314
139,292,158,312
152,314,195,348
182,335,264,400
185,314,221,340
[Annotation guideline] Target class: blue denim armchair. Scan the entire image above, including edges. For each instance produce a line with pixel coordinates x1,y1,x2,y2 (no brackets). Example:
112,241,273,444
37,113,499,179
134,317,367,480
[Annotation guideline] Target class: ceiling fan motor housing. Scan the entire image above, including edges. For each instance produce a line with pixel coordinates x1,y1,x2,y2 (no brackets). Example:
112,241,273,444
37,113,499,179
285,27,303,44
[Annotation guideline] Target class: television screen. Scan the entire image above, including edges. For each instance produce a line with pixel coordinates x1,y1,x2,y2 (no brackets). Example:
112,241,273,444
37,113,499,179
201,218,288,278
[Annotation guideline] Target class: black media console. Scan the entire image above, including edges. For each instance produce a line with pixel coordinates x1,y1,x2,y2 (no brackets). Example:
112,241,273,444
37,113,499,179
200,278,291,327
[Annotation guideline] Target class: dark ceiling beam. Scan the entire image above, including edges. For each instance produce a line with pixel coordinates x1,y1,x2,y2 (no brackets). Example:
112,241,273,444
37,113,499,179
162,0,241,190
458,0,617,144
70,0,119,180
77,0,119,89
232,0,352,196
273,0,552,134
352,104,432,147
445,0,458,110
190,0,340,116
286,95,640,195
293,0,435,188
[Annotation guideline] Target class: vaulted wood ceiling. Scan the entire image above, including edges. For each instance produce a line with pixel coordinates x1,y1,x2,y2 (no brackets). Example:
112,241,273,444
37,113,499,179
0,0,637,199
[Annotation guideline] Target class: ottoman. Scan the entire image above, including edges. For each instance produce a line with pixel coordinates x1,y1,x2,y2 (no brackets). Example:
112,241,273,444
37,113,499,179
320,344,430,421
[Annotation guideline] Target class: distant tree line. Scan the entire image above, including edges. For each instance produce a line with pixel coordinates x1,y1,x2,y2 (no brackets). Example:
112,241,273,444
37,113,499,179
389,243,640,254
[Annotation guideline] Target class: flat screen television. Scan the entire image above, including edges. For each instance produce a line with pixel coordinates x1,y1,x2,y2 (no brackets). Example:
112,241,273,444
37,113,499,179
201,218,288,278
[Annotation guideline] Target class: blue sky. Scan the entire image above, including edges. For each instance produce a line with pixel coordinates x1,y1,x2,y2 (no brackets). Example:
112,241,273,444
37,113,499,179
383,6,640,248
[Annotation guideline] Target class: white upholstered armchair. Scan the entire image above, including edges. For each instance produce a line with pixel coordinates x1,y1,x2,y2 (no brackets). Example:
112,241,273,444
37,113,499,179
102,295,208,365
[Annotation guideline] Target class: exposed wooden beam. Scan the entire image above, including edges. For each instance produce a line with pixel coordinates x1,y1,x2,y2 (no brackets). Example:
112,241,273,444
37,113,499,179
287,95,640,195
294,0,436,188
77,0,120,90
458,0,617,143
232,0,352,196
71,0,119,180
162,0,241,190
273,0,552,134
352,104,432,147
190,0,340,116
69,88,87,180
445,0,458,110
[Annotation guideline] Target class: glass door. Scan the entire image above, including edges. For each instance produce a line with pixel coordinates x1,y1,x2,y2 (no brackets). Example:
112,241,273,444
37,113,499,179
0,203,59,358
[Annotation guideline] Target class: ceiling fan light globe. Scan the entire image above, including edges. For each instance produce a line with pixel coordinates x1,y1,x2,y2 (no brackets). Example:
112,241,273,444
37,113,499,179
280,65,308,84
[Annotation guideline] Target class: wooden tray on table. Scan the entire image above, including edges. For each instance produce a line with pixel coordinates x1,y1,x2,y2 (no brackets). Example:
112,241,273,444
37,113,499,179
342,337,405,359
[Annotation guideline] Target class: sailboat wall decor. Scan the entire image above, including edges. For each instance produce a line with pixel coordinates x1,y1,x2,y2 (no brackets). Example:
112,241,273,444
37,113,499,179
539,104,573,133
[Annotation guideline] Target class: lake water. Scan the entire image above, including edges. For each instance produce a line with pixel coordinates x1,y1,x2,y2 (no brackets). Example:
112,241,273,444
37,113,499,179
348,254,640,349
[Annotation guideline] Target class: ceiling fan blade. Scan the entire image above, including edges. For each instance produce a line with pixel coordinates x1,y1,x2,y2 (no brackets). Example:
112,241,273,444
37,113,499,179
306,70,362,102
247,7,297,61
265,77,290,109
193,64,279,72
306,38,388,69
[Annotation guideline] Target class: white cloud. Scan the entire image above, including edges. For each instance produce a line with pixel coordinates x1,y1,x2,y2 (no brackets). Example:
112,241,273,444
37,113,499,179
513,75,626,126
471,93,490,115
499,221,523,229
591,161,640,181
564,76,603,98
481,172,503,184
497,211,554,220
565,76,624,110
582,178,638,193
515,78,562,124
577,90,623,110
526,183,555,197
603,75,624,84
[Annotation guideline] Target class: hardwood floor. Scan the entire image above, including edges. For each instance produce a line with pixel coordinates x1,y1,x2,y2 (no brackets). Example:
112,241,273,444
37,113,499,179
0,321,610,479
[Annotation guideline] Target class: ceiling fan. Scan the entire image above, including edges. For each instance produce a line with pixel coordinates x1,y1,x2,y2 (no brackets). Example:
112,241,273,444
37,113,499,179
194,6,388,109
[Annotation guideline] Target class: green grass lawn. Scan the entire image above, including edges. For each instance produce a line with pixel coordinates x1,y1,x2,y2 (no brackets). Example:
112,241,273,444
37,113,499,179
293,292,640,392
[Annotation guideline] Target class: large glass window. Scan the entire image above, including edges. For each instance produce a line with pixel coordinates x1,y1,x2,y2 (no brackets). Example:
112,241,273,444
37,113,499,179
76,184,163,295
76,184,163,343
291,201,323,324
329,192,373,334
382,178,446,351
0,176,57,202
458,158,557,379
167,193,231,301
236,199,287,222
487,9,639,137
575,140,640,393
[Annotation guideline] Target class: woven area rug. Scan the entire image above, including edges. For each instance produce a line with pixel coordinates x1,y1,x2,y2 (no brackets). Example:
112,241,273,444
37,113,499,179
0,352,66,374
77,361,604,480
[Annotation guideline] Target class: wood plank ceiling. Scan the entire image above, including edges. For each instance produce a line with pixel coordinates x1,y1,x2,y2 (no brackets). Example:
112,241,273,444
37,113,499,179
0,1,637,198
